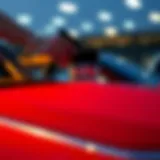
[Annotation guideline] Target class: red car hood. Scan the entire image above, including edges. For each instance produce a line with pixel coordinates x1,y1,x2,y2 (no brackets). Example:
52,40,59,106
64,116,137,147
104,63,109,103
0,82,160,151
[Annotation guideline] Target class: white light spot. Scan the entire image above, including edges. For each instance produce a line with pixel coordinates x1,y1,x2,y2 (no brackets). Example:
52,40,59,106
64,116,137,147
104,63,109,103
148,11,160,24
51,16,67,27
58,1,78,14
68,28,79,38
123,19,136,30
97,10,112,22
85,143,97,153
124,0,143,10
15,13,32,26
81,22,94,32
104,26,118,37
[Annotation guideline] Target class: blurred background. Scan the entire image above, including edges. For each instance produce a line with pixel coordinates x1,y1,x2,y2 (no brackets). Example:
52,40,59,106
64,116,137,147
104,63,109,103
0,0,160,83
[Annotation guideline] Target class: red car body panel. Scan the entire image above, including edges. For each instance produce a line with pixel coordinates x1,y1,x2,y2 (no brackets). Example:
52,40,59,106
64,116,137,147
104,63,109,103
0,122,116,160
0,82,159,154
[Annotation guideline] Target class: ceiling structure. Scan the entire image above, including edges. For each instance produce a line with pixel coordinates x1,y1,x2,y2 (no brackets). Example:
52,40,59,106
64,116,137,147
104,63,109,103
0,0,159,37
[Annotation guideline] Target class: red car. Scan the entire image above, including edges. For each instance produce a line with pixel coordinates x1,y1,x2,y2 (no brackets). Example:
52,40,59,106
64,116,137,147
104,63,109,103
0,82,160,160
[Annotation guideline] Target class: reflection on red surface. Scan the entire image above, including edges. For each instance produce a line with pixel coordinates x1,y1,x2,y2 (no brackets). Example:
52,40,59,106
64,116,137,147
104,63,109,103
0,82,160,155
0,121,118,160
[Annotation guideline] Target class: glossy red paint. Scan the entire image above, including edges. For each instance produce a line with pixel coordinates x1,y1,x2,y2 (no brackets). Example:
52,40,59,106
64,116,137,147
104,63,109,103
0,82,159,151
0,122,119,160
